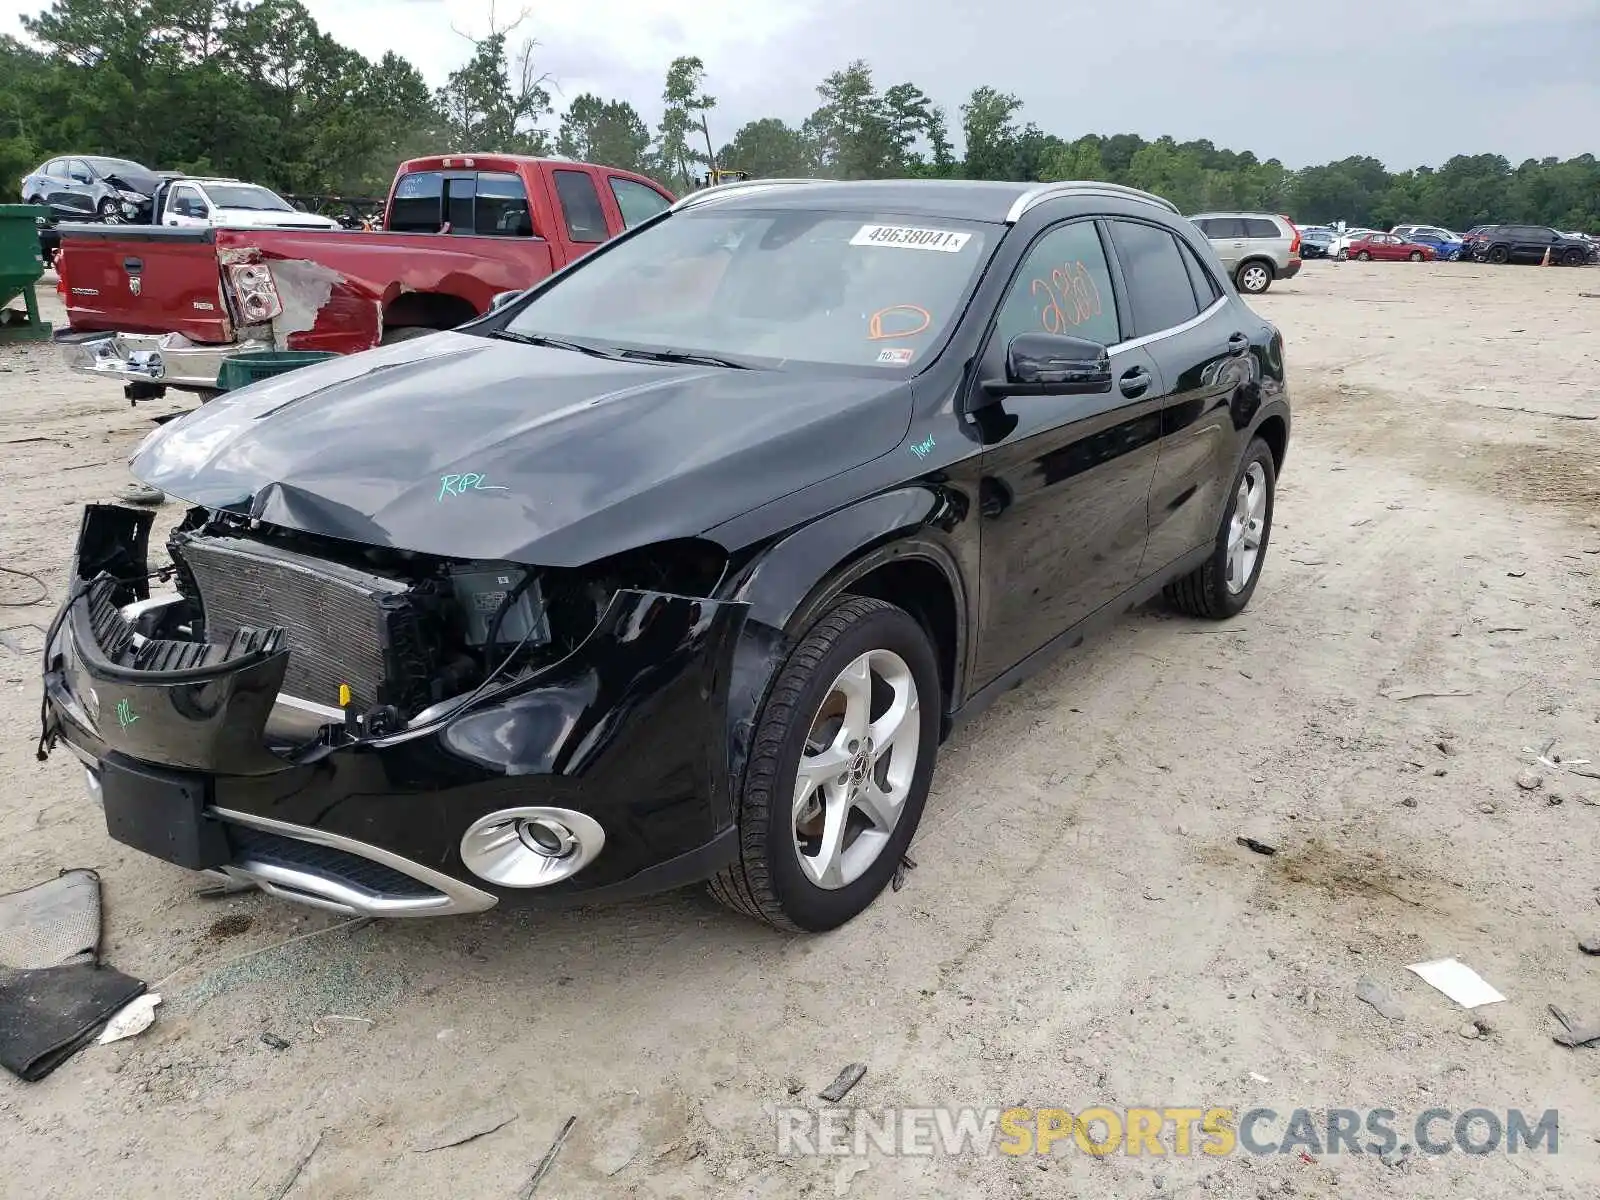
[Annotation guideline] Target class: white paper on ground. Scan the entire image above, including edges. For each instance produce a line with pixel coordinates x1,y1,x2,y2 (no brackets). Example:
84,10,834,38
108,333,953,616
97,993,161,1044
1406,959,1505,1008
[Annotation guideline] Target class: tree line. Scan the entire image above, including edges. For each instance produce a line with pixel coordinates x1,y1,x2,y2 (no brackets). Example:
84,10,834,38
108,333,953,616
3,0,1597,234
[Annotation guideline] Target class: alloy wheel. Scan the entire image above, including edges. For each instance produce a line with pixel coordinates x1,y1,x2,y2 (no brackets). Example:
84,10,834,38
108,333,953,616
791,648,919,890
1240,265,1269,293
1225,462,1268,595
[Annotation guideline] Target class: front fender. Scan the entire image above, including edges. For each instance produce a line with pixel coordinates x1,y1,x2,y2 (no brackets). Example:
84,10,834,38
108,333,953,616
721,485,972,789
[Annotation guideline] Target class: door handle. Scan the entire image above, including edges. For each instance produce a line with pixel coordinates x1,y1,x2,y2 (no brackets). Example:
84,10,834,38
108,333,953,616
167,219,178,226
1119,367,1151,398
1226,332,1249,357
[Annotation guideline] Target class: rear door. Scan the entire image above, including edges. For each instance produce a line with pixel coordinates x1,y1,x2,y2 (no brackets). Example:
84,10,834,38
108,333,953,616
1206,217,1246,271
968,216,1163,685
1104,218,1243,574
545,167,614,265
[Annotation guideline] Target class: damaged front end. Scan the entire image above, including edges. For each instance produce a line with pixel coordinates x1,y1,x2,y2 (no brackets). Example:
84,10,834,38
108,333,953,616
40,504,747,917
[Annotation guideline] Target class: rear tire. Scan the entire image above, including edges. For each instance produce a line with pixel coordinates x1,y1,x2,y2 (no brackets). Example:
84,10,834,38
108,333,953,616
1356,250,1372,261
709,596,940,932
1164,437,1276,620
1235,261,1272,294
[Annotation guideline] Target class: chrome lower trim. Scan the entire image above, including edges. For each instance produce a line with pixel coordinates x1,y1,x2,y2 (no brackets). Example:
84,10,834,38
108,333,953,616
61,331,271,389
211,807,498,917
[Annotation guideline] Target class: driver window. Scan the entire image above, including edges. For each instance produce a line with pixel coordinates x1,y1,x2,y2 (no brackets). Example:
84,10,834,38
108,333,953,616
995,220,1120,349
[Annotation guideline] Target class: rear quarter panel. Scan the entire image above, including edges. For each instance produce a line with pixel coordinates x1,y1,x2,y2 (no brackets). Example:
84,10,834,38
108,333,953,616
216,228,556,354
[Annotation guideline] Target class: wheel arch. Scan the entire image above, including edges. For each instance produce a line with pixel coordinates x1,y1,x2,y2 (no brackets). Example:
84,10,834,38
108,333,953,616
723,487,973,790
1254,409,1290,475
381,289,479,335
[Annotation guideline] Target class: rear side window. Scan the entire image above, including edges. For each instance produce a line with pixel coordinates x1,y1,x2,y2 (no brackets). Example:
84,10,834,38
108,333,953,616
1177,238,1222,308
610,177,670,228
1107,220,1201,337
1199,217,1246,239
476,172,533,236
552,169,608,243
1242,218,1282,239
995,219,1120,348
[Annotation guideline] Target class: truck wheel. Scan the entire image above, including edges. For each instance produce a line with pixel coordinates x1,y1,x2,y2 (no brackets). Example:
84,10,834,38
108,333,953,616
709,596,940,932
1164,437,1276,620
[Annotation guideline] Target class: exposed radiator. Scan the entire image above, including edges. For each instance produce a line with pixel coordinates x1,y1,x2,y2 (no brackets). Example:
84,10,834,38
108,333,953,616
174,535,408,712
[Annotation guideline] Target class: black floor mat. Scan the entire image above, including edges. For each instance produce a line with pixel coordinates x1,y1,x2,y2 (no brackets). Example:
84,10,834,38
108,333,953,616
0,962,147,1081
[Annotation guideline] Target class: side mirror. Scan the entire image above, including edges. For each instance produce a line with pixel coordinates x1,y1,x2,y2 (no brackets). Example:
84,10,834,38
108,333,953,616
488,290,523,312
982,333,1113,398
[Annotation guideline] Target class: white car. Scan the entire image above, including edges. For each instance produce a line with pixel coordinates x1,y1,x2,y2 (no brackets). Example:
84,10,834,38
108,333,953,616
1329,228,1377,259
158,178,341,230
1391,223,1459,243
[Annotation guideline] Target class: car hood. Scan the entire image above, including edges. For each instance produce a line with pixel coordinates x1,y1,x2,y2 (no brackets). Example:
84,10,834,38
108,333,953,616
131,331,914,567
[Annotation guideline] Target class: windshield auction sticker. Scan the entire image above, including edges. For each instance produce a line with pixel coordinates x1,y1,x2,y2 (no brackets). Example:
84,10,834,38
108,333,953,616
850,225,971,252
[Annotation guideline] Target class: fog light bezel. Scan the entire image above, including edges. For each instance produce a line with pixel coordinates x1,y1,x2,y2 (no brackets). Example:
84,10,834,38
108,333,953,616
459,807,604,888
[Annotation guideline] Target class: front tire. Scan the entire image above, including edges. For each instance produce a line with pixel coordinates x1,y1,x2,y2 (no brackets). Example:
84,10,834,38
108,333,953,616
709,596,940,932
1487,245,1509,264
1164,438,1276,620
1236,262,1272,294
1408,251,1423,261
1563,248,1587,267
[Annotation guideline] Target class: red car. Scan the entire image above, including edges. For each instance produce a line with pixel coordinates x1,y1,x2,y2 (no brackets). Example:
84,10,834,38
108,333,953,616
1345,233,1436,262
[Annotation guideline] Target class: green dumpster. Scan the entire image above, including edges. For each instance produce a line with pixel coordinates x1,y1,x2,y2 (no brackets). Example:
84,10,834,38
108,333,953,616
0,204,52,343
216,349,340,392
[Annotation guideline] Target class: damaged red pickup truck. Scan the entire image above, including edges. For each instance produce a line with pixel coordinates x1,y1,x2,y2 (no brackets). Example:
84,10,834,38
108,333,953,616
51,154,674,395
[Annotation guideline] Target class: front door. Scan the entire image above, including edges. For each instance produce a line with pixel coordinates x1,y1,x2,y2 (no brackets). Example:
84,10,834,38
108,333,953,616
969,217,1163,687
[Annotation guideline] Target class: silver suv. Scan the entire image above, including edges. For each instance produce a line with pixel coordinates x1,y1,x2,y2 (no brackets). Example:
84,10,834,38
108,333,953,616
1189,212,1303,294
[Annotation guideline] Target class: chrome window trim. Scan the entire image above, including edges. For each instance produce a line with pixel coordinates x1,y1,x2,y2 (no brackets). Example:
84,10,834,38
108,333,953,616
1108,295,1229,354
211,806,499,916
1006,182,1179,223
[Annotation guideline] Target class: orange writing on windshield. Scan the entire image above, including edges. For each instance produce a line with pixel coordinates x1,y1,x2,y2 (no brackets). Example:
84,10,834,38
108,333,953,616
1030,262,1102,334
868,305,932,340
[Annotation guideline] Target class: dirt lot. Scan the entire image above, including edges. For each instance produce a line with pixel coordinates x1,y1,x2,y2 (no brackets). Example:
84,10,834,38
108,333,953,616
2,260,1598,1199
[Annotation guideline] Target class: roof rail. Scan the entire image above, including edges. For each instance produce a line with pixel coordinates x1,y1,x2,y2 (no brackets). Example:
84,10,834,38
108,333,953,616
1005,182,1179,223
669,177,827,212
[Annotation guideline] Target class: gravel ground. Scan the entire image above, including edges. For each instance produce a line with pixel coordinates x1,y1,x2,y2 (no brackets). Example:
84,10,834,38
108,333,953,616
1,260,1598,1199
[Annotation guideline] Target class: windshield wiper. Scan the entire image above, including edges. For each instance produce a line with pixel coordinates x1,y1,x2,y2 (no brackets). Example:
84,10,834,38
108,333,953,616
490,330,621,359
617,347,753,370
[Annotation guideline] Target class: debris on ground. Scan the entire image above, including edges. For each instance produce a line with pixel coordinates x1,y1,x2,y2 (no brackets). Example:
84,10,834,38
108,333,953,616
1435,739,1459,756
518,1115,577,1199
95,993,160,1045
268,1130,324,1200
785,1077,806,1096
1515,770,1543,791
1406,958,1505,1008
260,1033,290,1051
1548,1005,1600,1049
1477,801,1497,814
1578,939,1600,956
819,1062,868,1103
411,1107,519,1153
1355,978,1404,1021
1380,1143,1412,1169
892,853,917,892
1236,837,1278,856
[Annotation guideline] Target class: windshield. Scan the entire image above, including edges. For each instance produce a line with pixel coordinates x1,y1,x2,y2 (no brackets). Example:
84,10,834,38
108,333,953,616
499,208,995,372
206,184,293,211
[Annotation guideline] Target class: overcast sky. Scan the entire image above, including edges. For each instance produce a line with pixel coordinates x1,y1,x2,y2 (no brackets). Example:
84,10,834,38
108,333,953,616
4,0,1597,169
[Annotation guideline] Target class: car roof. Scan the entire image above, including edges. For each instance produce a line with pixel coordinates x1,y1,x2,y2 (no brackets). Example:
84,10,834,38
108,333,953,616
673,178,1178,223
1189,211,1286,219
